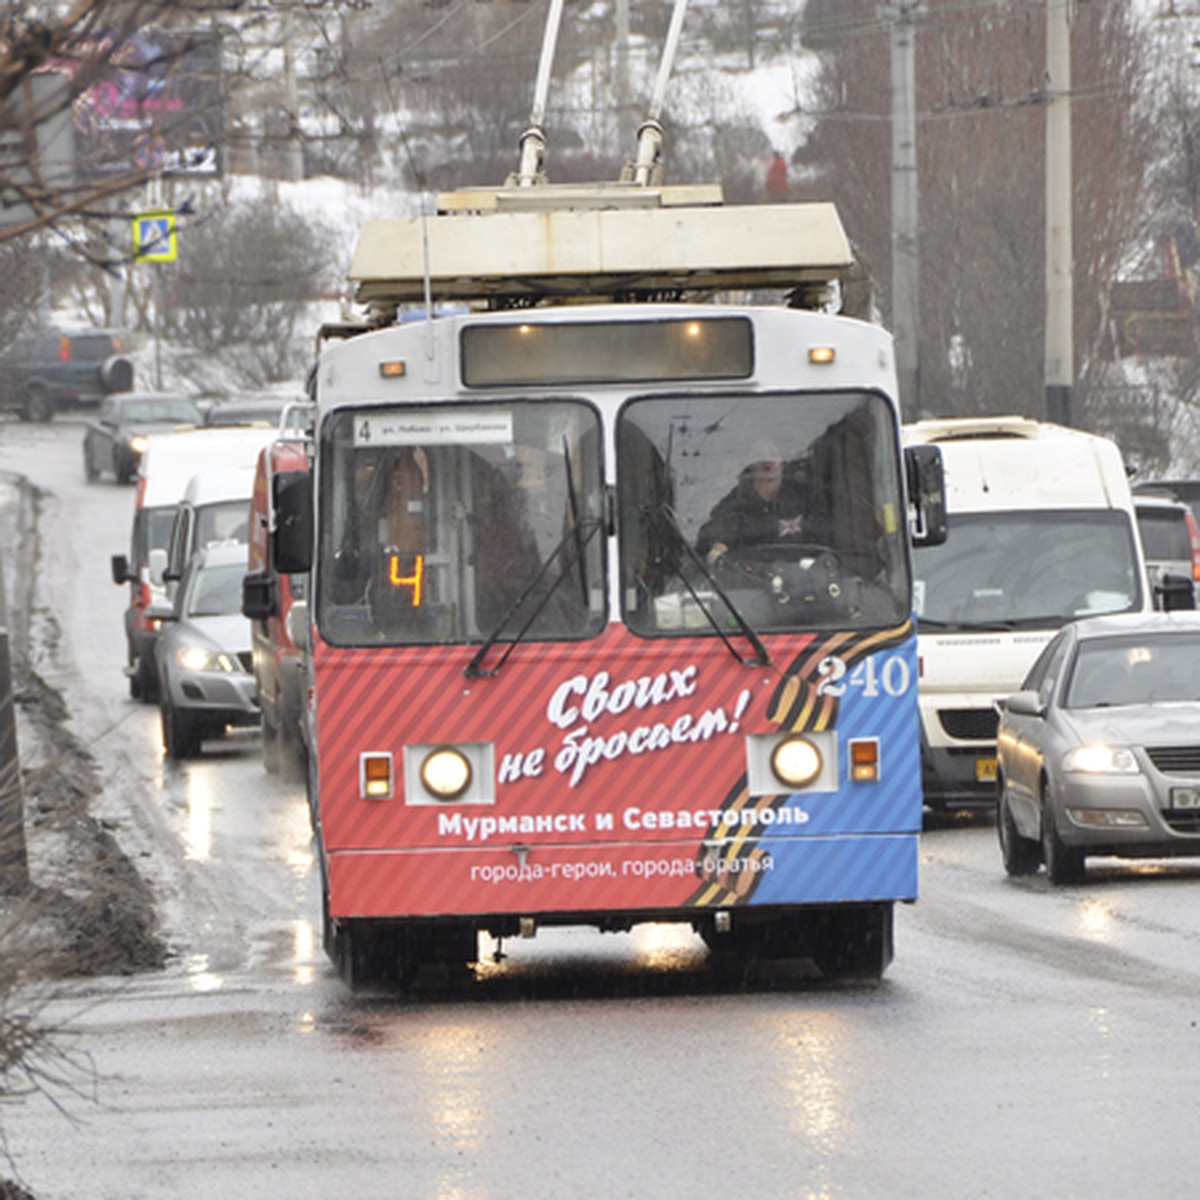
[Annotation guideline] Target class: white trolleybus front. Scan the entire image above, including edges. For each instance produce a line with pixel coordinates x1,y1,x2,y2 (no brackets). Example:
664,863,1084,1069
257,183,948,991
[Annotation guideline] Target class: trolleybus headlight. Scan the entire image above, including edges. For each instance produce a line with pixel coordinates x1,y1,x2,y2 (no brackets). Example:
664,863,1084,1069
421,746,473,800
770,735,822,788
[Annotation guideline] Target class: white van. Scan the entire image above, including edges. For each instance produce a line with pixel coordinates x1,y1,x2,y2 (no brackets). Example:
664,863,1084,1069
162,465,259,592
111,425,276,701
902,416,1153,811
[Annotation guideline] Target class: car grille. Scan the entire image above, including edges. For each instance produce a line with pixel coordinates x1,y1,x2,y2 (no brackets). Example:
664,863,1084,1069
938,708,998,740
1162,810,1200,835
237,651,253,674
1146,745,1200,774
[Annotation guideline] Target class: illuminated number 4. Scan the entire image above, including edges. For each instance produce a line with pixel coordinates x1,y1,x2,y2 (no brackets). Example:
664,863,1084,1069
389,553,424,607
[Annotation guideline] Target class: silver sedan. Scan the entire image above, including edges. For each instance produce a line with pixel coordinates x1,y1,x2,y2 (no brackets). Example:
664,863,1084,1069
996,611,1200,884
154,540,259,760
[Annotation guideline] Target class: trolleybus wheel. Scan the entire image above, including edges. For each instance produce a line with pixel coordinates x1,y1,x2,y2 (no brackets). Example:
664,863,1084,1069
809,903,893,982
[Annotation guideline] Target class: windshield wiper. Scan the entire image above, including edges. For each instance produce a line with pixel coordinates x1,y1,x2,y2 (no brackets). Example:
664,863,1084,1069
654,504,770,668
464,516,602,678
562,434,589,610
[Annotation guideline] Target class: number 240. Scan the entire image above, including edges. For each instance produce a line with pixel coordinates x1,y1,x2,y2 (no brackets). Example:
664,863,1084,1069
816,653,911,698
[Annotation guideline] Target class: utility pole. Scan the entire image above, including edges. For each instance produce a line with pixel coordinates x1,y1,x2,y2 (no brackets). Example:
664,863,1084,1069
883,2,922,422
1044,0,1074,426
0,554,29,895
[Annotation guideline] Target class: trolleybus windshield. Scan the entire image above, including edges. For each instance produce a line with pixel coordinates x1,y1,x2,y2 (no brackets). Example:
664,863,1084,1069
618,389,910,635
316,400,606,646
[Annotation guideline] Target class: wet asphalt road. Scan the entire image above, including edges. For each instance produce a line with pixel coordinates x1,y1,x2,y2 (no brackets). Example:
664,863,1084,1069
1,418,1199,1199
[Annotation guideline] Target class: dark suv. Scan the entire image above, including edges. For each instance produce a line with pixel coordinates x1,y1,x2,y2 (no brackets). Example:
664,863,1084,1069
0,329,134,421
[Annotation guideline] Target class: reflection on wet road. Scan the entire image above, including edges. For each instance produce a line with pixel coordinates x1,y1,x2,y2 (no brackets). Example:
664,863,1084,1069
2,422,1199,1199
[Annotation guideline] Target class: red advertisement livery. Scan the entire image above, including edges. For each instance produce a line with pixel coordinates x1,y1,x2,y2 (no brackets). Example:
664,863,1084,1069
317,621,919,920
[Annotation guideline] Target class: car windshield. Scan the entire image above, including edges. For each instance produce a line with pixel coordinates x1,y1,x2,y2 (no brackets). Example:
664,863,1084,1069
912,510,1143,629
1065,633,1200,707
1137,508,1192,560
316,401,606,646
124,398,201,424
187,562,246,618
618,389,909,634
196,500,250,546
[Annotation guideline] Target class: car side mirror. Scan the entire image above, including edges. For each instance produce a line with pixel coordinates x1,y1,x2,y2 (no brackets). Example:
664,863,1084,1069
242,570,279,621
111,553,131,585
273,470,313,574
1156,572,1196,612
905,444,947,547
1003,690,1044,718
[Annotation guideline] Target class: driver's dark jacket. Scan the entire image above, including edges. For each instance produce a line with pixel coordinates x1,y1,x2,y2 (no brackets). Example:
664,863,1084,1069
696,479,808,557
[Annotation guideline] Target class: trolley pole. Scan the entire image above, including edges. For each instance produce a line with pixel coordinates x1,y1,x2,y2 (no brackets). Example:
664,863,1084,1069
0,555,29,895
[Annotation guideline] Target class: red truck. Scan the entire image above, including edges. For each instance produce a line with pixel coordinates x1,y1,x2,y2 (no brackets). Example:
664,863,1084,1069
244,428,311,781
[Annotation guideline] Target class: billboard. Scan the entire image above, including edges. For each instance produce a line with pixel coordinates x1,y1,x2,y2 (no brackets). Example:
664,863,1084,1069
69,30,223,179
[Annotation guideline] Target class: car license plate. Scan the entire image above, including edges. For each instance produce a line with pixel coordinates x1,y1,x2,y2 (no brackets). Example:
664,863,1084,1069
976,757,998,783
1170,787,1200,810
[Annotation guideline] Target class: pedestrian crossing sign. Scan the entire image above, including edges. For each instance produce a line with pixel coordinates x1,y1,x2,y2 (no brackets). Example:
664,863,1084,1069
133,211,177,263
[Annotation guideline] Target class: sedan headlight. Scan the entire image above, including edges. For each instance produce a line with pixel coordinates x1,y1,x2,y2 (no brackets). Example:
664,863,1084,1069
175,644,237,673
1062,743,1139,775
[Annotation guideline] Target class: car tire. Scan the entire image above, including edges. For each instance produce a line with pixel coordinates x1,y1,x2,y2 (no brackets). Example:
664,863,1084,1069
161,697,202,760
133,654,159,704
278,718,306,785
1041,784,1085,885
22,384,54,423
998,784,1040,876
261,709,281,774
100,355,134,394
277,680,307,785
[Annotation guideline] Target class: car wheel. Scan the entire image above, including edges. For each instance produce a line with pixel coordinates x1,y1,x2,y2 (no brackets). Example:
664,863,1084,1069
278,717,306,785
277,684,307,785
261,709,281,774
998,783,1040,876
161,697,202,760
22,385,54,423
83,441,99,483
1041,783,1085,885
133,654,159,704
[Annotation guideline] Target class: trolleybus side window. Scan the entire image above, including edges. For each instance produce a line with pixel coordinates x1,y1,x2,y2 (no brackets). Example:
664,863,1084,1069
617,390,909,635
317,400,606,646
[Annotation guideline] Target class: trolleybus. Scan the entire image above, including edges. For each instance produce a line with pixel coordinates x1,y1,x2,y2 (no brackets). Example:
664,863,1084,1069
249,0,945,988
252,183,946,989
